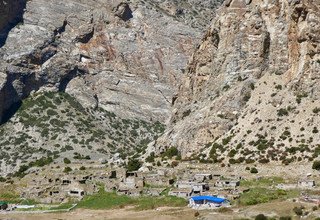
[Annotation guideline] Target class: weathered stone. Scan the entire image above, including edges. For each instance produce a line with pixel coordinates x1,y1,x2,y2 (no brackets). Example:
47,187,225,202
0,0,224,124
155,0,320,162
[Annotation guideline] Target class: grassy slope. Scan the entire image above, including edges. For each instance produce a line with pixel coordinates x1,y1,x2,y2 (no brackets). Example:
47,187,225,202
238,177,300,206
77,188,186,210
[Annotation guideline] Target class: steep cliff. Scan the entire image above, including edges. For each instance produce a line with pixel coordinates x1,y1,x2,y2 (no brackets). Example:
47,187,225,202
0,0,223,124
156,0,320,165
0,0,224,174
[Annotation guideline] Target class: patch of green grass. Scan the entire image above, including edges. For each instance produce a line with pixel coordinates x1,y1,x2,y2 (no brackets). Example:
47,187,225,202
240,177,284,188
49,203,74,210
20,199,39,205
238,187,299,206
0,192,21,203
77,189,134,209
77,188,186,210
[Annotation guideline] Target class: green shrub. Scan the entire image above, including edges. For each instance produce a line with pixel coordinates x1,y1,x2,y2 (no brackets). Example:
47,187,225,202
293,206,303,216
162,147,179,159
63,158,71,164
313,107,320,114
312,160,320,170
126,159,141,172
228,149,237,157
243,93,251,102
79,166,86,171
277,108,289,117
222,136,233,145
250,167,258,174
182,109,191,118
313,127,319,134
146,152,155,163
279,217,292,220
64,167,72,173
255,214,267,220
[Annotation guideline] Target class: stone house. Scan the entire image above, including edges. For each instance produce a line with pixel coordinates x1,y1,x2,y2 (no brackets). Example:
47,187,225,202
168,188,193,199
144,188,166,196
117,186,142,197
192,183,210,194
215,179,240,188
194,174,212,182
144,173,174,187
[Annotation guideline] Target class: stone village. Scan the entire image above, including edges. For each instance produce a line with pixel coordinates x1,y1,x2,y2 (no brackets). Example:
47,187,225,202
4,161,318,211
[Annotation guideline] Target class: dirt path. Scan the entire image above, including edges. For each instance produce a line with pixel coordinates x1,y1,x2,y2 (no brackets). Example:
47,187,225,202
0,207,196,220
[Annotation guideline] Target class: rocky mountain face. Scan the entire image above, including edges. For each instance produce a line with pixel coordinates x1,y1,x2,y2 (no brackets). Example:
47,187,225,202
0,0,222,124
156,0,320,165
2,0,319,173
0,0,223,175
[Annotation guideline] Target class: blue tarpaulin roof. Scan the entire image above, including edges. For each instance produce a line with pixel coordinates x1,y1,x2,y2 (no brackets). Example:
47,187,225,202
191,196,226,203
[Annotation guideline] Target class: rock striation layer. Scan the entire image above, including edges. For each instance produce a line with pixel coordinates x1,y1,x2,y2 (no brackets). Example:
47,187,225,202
156,0,320,164
0,0,223,124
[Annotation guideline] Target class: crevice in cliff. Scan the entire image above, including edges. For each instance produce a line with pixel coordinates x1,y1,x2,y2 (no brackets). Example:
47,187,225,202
115,3,133,22
54,20,67,36
1,100,22,124
0,64,88,124
157,89,171,105
58,67,86,92
0,0,26,48
0,78,21,124
261,31,271,72
75,28,94,44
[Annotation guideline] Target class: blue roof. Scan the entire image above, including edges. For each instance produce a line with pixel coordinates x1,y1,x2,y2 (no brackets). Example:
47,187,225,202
191,196,226,203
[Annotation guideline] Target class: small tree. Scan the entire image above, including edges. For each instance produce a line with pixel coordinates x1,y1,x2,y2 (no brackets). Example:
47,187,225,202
312,160,320,170
127,159,141,172
79,166,86,171
163,147,179,159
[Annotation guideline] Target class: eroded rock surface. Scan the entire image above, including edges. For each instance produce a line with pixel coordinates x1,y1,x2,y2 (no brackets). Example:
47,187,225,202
156,0,320,164
0,0,224,174
0,0,223,124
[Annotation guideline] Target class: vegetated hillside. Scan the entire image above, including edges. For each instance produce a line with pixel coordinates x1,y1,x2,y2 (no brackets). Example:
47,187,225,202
155,0,320,165
0,92,164,176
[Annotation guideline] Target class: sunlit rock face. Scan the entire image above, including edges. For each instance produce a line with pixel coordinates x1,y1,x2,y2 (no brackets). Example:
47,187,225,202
156,0,320,164
0,0,223,124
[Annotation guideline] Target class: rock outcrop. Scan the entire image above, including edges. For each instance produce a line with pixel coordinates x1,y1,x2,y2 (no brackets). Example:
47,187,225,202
0,0,225,174
156,0,320,164
0,0,223,124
